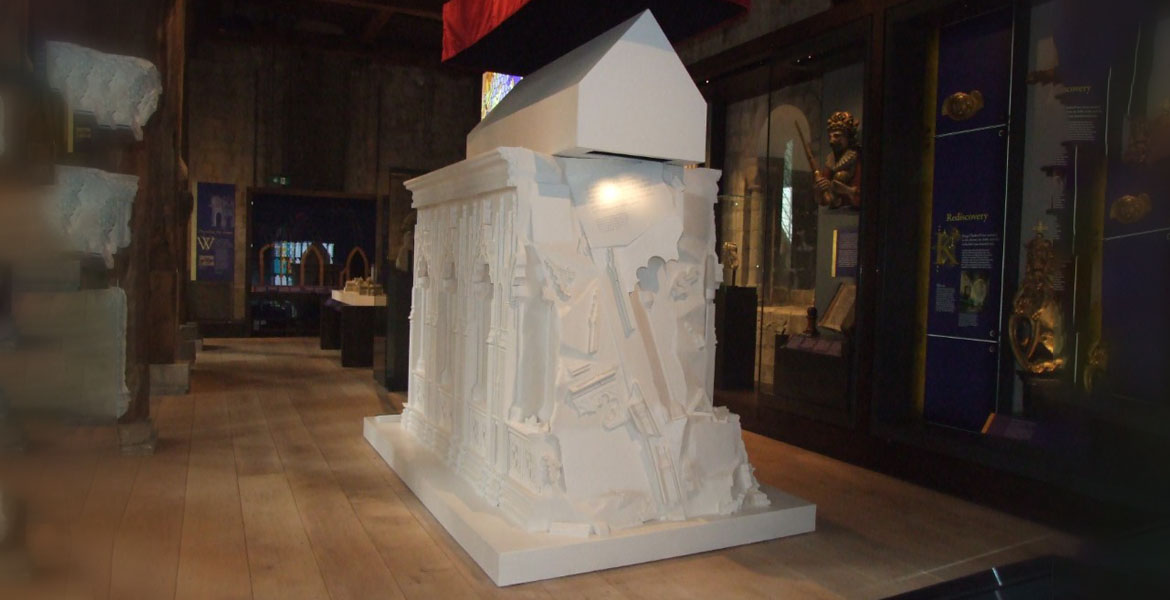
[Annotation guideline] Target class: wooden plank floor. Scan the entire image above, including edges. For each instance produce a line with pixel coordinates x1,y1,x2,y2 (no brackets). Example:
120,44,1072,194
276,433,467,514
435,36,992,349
0,337,1081,599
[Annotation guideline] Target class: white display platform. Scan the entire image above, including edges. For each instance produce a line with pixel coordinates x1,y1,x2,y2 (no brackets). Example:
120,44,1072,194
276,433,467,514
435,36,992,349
330,289,386,306
364,414,816,586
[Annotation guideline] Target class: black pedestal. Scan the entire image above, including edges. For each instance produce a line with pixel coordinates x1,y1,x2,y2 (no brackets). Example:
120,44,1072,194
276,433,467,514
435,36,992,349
1020,374,1069,420
340,304,386,368
715,286,757,390
384,270,412,391
320,299,341,350
372,332,387,389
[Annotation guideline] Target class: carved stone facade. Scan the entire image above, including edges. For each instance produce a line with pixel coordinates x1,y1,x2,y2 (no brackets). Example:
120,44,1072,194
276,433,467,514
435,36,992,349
403,148,769,535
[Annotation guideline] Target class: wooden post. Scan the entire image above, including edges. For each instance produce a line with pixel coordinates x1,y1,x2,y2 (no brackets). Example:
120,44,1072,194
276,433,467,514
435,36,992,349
116,126,159,454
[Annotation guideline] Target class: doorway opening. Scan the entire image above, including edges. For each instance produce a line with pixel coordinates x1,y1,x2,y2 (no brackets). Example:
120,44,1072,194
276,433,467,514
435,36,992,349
247,188,377,336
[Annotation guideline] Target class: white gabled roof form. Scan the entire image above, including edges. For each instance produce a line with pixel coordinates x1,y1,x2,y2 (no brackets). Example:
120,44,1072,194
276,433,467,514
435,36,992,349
466,10,708,165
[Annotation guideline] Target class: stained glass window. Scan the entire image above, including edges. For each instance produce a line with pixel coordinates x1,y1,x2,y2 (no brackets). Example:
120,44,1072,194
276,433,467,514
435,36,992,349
481,72,522,119
269,242,335,285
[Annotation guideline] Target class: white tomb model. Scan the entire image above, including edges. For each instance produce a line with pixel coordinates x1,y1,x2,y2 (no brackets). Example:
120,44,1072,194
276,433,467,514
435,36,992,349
364,10,814,585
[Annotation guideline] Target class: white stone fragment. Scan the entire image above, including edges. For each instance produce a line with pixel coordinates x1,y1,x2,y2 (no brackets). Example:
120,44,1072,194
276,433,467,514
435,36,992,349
45,41,161,140
48,166,137,268
1,288,129,419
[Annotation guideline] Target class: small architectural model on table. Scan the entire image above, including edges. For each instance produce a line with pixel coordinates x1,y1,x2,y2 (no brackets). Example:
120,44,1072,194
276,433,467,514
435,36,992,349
333,276,386,307
343,276,384,297
364,10,814,586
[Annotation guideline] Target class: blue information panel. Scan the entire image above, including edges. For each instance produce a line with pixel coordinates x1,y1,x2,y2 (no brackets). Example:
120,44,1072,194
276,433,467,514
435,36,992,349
923,130,1009,431
922,8,1013,432
924,336,1002,431
833,226,859,279
195,183,237,282
926,131,1007,341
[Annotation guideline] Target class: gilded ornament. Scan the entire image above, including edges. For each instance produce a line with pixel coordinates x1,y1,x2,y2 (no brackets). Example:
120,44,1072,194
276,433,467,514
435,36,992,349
1083,339,1108,393
1122,118,1150,165
721,242,740,271
935,226,960,267
941,90,985,121
722,241,740,285
1124,101,1170,165
1008,222,1065,374
1109,193,1151,225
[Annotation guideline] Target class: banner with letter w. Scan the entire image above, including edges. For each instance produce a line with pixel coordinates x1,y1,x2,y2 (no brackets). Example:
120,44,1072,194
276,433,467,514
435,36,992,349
195,182,236,282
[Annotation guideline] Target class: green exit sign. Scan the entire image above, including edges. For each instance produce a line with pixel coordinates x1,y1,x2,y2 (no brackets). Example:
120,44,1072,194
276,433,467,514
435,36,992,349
269,175,290,186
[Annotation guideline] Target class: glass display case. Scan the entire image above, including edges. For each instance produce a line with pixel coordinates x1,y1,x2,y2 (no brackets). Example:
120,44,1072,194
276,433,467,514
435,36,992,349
712,22,870,425
875,0,1169,506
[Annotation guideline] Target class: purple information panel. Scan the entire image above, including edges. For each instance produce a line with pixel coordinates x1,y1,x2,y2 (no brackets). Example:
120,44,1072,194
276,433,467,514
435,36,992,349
196,183,236,282
833,227,859,279
922,7,1013,432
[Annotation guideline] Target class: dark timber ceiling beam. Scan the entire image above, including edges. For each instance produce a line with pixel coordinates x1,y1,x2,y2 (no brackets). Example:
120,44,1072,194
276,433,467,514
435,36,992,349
311,0,442,21
360,8,396,43
206,28,445,67
192,0,446,57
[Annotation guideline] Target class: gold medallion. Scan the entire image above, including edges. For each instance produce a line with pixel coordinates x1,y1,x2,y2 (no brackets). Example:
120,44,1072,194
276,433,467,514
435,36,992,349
941,90,985,121
1109,193,1152,225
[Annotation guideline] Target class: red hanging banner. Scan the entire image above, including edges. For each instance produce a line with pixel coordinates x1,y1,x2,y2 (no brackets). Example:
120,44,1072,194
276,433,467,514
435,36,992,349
442,0,532,63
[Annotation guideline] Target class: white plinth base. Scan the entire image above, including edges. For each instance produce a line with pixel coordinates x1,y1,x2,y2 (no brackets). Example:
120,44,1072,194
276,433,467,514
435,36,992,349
363,415,817,586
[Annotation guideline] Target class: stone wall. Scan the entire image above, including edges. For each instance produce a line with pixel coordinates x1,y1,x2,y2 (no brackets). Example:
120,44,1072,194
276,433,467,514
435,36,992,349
186,1,834,323
186,41,480,321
